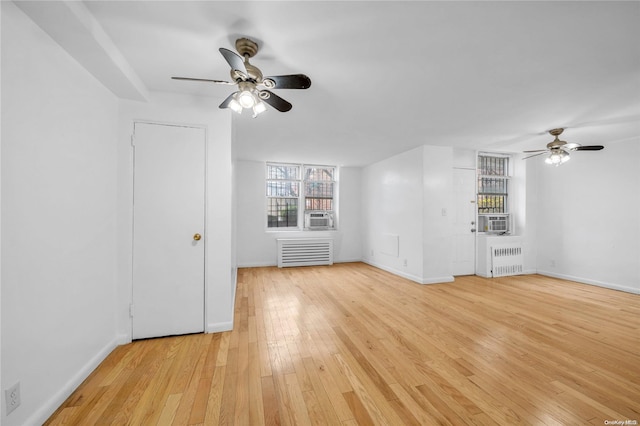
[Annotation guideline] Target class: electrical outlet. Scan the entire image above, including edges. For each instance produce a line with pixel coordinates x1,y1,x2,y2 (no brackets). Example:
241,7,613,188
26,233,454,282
5,382,21,415
403,259,408,267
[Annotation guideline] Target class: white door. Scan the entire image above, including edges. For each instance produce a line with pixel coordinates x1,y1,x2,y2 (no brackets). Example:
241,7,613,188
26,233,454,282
452,168,476,276
132,122,205,339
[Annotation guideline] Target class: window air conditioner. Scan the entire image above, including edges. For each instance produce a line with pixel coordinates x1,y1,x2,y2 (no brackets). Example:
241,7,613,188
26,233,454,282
487,216,509,233
304,211,334,230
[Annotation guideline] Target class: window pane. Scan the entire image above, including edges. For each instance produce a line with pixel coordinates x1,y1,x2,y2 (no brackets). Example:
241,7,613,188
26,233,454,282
267,198,298,227
304,166,334,182
478,156,508,176
305,199,333,210
478,177,508,194
267,181,299,197
304,182,334,198
478,195,507,213
267,164,299,180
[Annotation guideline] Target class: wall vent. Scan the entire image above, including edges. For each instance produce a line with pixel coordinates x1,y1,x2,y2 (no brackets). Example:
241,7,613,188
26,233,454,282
491,244,523,277
277,238,333,268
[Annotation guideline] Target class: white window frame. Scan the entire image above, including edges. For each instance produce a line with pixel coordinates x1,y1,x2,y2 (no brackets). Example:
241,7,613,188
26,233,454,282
265,162,338,231
303,164,337,230
266,162,301,230
477,153,513,234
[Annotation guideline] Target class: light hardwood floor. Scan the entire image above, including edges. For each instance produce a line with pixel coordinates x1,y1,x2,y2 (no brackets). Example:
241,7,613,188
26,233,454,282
46,263,640,425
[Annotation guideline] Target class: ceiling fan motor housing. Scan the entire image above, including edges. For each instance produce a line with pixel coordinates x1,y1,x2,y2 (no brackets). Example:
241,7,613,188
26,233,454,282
235,37,259,58
547,128,567,149
547,139,567,150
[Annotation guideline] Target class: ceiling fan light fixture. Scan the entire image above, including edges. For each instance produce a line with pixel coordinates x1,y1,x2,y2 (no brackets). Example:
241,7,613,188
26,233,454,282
228,97,243,114
545,150,570,166
252,101,267,118
237,90,257,109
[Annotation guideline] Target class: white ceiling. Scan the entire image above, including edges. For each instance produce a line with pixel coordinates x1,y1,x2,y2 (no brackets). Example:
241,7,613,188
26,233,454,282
17,1,640,166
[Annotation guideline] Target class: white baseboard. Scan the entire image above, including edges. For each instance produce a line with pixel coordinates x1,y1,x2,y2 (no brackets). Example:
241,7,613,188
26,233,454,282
362,260,454,285
476,269,536,279
422,275,455,285
237,258,364,269
537,270,639,294
363,260,423,283
237,261,276,268
25,336,120,426
207,321,233,333
334,258,364,264
116,332,131,345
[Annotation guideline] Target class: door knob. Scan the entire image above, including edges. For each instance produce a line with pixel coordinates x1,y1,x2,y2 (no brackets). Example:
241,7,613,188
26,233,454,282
193,233,202,241
470,229,476,233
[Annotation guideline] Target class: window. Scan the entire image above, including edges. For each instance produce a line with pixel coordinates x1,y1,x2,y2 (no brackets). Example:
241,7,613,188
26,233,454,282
477,154,511,233
477,155,509,214
266,164,300,228
304,165,335,211
266,163,337,230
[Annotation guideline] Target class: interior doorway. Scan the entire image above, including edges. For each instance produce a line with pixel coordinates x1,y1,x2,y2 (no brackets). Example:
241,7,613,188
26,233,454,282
452,168,477,276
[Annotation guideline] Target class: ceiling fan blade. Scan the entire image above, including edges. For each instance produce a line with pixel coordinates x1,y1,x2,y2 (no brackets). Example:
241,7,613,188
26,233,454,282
172,77,235,85
218,92,239,109
219,48,247,74
522,152,547,160
523,149,548,153
574,145,604,151
563,142,581,150
259,90,292,112
262,74,311,89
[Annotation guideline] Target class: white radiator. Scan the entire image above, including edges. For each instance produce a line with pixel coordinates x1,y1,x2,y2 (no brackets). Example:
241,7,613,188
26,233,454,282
277,238,334,268
491,244,523,277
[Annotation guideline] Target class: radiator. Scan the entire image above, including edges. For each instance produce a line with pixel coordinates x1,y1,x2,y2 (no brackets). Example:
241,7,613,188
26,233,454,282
491,244,523,277
277,238,334,268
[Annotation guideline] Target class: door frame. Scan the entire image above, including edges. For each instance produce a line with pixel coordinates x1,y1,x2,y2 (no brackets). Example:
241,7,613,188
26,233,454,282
130,120,208,338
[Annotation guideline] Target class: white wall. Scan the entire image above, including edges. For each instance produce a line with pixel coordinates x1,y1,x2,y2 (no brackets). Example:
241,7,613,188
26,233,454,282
1,3,119,424
116,92,234,337
235,160,362,266
520,157,538,274
422,146,455,283
362,146,426,282
532,136,640,293
336,167,363,262
361,145,455,284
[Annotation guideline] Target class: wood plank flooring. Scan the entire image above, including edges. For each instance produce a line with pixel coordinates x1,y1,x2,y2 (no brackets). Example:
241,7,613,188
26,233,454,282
46,263,640,425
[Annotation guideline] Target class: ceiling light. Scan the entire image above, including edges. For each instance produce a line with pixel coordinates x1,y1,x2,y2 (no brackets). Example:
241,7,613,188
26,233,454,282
237,90,256,109
545,150,570,166
252,101,267,118
228,97,243,114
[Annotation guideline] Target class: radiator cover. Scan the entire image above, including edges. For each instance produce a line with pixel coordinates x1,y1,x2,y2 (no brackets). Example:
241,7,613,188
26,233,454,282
277,238,334,268
491,243,524,277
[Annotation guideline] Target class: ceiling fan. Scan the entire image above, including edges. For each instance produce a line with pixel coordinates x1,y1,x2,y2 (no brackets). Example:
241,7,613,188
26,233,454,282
522,128,604,166
172,37,311,117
